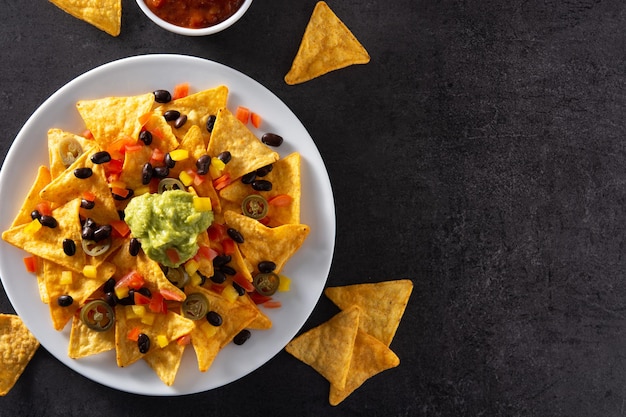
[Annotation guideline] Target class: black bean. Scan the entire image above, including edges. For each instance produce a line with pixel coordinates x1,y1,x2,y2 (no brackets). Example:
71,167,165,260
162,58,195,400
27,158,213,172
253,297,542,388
113,188,134,201
174,114,187,128
153,166,169,178
118,210,125,221
104,292,118,307
210,270,227,284
251,179,272,192
57,295,73,307
90,151,111,164
103,277,116,293
153,89,172,103
118,295,134,306
139,130,153,146
241,172,256,184
196,155,211,175
137,287,152,298
129,238,141,256
142,162,153,185
137,333,150,354
81,199,95,210
206,311,223,326
233,329,251,345
197,272,207,286
232,281,245,296
82,218,96,240
163,110,180,122
30,210,41,221
74,167,93,179
261,133,283,147
164,153,176,169
217,151,231,164
212,254,231,268
256,164,273,177
206,115,217,132
63,239,76,256
93,224,112,242
227,228,244,243
220,265,236,276
258,261,276,273
39,215,58,228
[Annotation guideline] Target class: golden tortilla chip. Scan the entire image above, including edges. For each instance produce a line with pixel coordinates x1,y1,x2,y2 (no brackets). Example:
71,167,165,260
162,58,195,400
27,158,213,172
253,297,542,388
329,329,400,405
0,314,39,396
207,108,279,181
68,313,116,358
76,93,155,149
219,152,302,226
47,129,95,179
324,279,413,346
223,211,310,275
143,342,186,386
49,0,121,37
36,260,50,304
285,305,360,390
284,1,370,85
239,293,272,330
10,166,51,228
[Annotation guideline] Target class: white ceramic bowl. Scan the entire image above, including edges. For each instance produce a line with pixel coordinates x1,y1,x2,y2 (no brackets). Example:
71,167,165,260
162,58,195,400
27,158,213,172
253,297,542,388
135,0,253,36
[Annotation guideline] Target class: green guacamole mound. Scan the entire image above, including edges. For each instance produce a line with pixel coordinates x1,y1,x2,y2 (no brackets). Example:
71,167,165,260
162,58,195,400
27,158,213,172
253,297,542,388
124,190,214,268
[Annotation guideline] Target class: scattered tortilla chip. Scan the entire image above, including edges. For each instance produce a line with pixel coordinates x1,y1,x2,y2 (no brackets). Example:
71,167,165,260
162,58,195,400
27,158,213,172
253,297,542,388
223,211,310,274
49,0,122,37
325,279,413,346
285,1,370,85
329,329,400,405
0,314,39,396
10,165,51,228
285,305,360,390
143,342,186,386
68,314,115,359
207,108,280,181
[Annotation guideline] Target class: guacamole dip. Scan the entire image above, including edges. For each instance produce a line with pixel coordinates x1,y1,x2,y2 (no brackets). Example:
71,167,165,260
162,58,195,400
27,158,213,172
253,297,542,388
124,190,213,268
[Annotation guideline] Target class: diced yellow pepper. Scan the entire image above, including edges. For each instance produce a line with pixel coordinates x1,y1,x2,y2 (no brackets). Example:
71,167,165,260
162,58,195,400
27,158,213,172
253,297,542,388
134,185,151,196
132,305,146,317
24,219,42,235
222,284,239,303
110,180,126,190
156,335,169,348
277,274,291,292
82,265,97,279
179,170,193,187
141,312,156,325
190,272,202,286
200,321,218,337
184,259,199,276
115,286,129,300
193,196,212,212
209,157,225,179
169,149,189,161
60,270,73,285
125,306,139,320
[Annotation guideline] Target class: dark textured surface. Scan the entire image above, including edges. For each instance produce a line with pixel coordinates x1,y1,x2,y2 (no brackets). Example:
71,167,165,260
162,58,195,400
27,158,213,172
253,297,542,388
2,1,626,416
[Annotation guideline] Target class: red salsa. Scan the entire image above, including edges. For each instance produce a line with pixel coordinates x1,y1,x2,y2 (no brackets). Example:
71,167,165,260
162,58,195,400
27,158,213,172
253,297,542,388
145,0,245,29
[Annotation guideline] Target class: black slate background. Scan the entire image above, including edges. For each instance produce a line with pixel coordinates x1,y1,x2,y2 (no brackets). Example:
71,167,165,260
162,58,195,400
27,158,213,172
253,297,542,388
2,1,626,416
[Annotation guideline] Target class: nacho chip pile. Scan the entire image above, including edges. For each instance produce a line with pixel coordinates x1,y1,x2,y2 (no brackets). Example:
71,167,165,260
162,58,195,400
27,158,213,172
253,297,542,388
2,83,310,385
0,314,40,396
285,279,413,405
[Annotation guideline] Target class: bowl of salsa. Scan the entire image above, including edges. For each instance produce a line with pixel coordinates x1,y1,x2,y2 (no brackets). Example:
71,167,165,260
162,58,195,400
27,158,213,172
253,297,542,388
136,0,252,36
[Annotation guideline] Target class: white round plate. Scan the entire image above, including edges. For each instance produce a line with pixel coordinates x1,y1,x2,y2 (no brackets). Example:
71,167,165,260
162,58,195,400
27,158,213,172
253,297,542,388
0,54,335,395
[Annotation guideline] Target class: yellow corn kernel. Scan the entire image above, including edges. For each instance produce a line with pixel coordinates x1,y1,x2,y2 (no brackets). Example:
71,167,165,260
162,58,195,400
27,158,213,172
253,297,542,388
156,335,169,348
222,284,239,303
115,286,129,300
141,312,156,325
277,274,291,292
60,270,73,285
169,149,189,162
82,265,97,279
184,259,199,276
193,196,212,212
24,219,42,235
132,305,146,317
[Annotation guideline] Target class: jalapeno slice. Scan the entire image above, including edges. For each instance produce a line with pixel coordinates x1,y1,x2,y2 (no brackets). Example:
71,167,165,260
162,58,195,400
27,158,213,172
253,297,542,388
165,266,188,288
253,272,280,296
181,293,209,320
80,300,115,332
82,237,112,257
158,178,185,193
241,195,268,220
59,137,83,167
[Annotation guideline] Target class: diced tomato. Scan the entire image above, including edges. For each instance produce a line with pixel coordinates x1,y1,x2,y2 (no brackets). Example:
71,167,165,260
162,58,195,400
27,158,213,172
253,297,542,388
207,223,227,242
166,248,180,265
115,270,145,290
23,256,37,273
195,245,218,261
110,220,130,238
81,191,96,202
268,194,293,207
149,291,168,313
105,159,124,176
250,112,262,129
212,173,232,190
134,292,151,305
221,238,236,255
150,148,165,164
127,326,141,341
176,334,191,346
262,300,282,309
160,288,185,302
235,106,250,124
172,83,190,100
35,201,52,217
232,273,255,292
249,291,272,305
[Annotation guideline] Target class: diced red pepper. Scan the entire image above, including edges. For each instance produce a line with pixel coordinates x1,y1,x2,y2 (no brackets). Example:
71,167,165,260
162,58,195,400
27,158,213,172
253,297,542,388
195,245,218,261
105,159,124,176
166,248,180,265
160,288,185,302
235,106,250,124
268,194,293,207
134,292,151,305
81,191,96,202
110,219,130,238
207,223,227,242
172,83,190,100
138,113,152,127
35,201,52,217
249,291,272,305
212,173,232,190
23,256,37,273
232,273,255,292
221,238,236,255
210,284,225,294
177,334,191,346
258,216,271,226
262,300,282,308
150,147,165,163
149,291,168,313
82,129,94,139
111,187,130,199
250,112,262,129
124,143,144,153
127,326,141,342
115,271,145,291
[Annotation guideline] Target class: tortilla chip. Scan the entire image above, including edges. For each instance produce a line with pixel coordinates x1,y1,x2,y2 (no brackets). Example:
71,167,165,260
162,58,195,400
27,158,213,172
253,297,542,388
10,165,51,228
156,85,229,144
186,285,259,372
219,152,302,226
284,1,370,85
0,314,39,396
239,293,272,330
207,108,279,181
36,260,50,304
223,211,310,274
49,0,121,36
76,93,155,149
285,305,360,390
329,329,400,405
324,280,413,346
47,129,95,179
143,342,186,386
67,313,116,358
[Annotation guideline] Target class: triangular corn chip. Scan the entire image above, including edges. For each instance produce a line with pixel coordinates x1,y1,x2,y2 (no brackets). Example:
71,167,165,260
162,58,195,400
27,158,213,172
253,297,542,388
143,342,186,386
49,0,122,37
325,279,413,346
284,1,370,85
0,314,39,396
10,165,51,228
47,129,95,179
285,305,360,390
68,313,116,358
